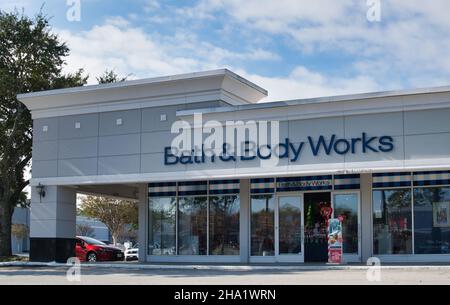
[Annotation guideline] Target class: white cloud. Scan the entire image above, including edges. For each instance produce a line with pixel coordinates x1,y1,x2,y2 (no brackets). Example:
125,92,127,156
176,0,450,85
57,18,280,84
177,0,356,28
103,16,131,28
55,18,380,102
236,67,380,102
144,0,161,12
1,0,34,12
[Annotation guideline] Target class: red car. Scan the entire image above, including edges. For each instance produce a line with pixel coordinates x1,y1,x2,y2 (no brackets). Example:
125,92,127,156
75,236,124,262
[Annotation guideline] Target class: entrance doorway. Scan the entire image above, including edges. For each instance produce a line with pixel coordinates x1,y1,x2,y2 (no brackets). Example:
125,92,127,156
304,192,331,263
250,190,360,264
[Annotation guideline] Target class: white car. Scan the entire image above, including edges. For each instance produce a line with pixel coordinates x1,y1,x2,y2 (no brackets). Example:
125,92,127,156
124,248,139,261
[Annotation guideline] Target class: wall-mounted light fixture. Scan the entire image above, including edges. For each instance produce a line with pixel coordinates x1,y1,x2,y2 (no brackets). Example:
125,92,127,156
36,183,46,202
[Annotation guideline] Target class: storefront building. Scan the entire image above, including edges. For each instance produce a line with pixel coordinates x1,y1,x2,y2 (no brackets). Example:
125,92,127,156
19,69,450,263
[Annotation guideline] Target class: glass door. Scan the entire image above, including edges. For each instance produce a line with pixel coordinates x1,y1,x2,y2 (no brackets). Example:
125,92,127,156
304,192,331,262
332,192,361,262
275,195,304,263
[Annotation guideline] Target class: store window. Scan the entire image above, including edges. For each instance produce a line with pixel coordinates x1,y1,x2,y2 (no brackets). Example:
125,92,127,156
209,195,240,255
333,194,359,254
373,189,412,255
178,196,208,255
251,194,275,256
414,187,450,254
148,197,176,255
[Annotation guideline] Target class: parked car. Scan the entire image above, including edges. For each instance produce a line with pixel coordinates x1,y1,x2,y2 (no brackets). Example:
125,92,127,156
124,247,139,261
75,236,124,262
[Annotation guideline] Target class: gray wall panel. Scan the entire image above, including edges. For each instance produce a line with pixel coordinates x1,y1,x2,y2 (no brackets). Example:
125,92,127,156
99,134,140,156
58,137,98,159
141,131,173,154
98,155,140,175
32,160,58,178
289,117,345,143
99,109,141,136
141,153,186,173
141,105,185,132
58,158,98,177
33,140,58,161
345,112,404,137
404,108,450,135
58,113,99,139
405,133,450,159
33,118,58,141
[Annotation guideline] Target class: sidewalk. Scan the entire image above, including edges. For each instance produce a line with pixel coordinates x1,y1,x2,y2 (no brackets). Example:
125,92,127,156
2,260,450,271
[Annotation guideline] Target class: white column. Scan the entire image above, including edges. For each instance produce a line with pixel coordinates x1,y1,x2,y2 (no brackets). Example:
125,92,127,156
138,183,148,263
360,173,373,263
239,179,250,263
30,185,77,262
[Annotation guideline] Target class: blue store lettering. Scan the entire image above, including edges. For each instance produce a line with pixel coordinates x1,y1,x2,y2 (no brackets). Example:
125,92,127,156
164,132,394,165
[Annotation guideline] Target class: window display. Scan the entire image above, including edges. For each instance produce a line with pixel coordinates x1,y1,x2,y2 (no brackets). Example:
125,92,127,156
414,187,450,254
373,189,412,255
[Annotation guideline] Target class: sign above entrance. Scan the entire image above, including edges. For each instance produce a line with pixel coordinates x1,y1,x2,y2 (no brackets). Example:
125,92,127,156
277,176,332,192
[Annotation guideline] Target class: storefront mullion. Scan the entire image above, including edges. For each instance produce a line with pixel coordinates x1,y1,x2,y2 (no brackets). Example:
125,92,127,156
175,185,179,256
411,185,415,255
206,181,209,256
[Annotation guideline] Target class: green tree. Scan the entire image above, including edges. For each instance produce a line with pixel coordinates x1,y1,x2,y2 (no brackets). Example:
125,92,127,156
78,196,138,245
96,69,129,84
0,10,88,257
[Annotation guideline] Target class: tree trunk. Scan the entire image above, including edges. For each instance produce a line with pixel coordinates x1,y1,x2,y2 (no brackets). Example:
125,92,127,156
0,200,13,257
112,234,117,246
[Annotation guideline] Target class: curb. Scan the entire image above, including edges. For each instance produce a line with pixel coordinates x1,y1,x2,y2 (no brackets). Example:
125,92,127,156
2,261,450,271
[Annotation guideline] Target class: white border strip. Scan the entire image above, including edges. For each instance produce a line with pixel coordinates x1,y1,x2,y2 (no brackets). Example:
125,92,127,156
30,160,450,186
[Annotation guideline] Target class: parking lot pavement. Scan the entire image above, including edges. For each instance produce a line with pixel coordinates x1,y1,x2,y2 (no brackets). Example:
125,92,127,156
0,266,450,285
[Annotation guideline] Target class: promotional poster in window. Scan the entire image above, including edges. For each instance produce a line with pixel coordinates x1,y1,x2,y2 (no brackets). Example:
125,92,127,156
328,218,343,264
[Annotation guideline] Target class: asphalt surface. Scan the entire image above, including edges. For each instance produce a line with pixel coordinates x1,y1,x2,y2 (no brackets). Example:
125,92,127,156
0,266,450,285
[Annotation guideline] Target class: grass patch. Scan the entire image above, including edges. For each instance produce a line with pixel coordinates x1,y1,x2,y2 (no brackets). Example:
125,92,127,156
0,255,29,262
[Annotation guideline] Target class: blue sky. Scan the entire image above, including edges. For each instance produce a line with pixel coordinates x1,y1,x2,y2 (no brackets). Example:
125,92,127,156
3,0,450,101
